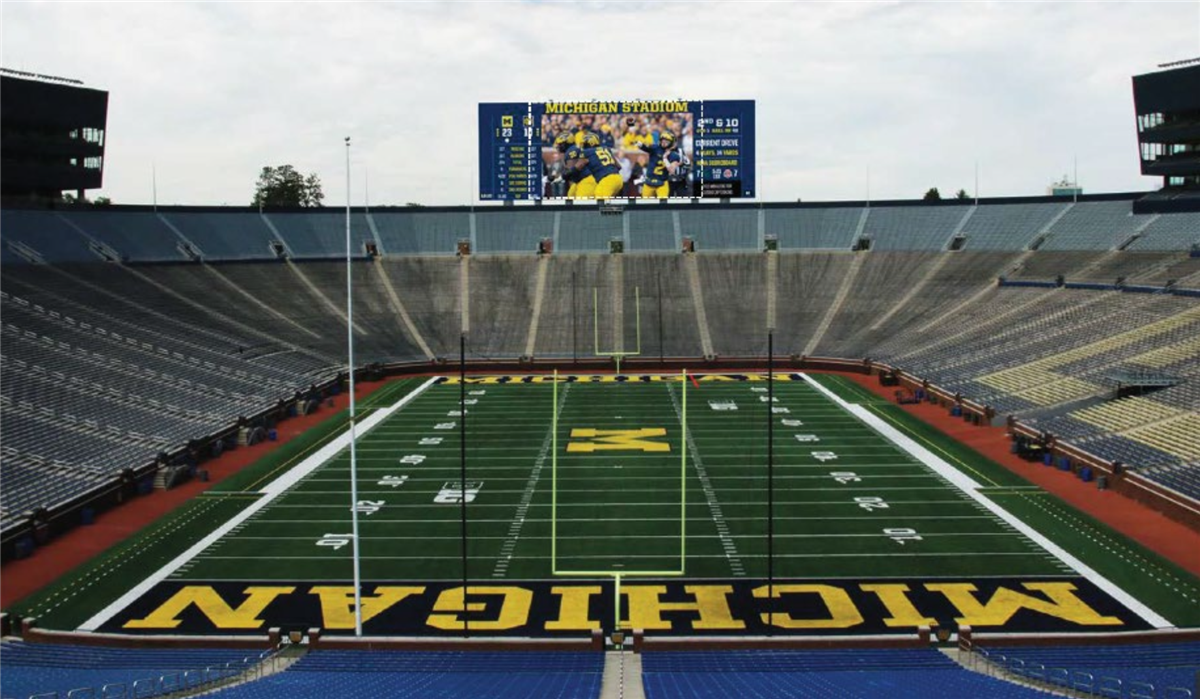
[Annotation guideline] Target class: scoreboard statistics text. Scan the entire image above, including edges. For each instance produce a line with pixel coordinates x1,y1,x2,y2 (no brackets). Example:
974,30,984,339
478,100,756,201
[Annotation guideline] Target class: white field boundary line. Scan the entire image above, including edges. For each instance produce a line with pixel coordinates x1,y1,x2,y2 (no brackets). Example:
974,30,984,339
77,376,442,632
799,373,1172,629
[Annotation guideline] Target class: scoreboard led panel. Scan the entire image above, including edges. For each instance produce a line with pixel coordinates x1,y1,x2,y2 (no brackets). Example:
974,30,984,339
478,99,755,201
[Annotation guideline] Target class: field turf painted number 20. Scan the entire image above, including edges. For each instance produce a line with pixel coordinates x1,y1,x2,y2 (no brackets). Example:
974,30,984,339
854,496,888,510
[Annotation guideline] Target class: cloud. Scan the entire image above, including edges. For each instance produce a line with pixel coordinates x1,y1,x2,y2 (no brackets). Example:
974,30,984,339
2,1,1196,205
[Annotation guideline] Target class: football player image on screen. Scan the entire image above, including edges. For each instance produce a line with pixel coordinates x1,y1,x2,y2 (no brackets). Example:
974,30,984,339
574,132,624,199
552,132,586,198
564,142,595,199
638,131,682,199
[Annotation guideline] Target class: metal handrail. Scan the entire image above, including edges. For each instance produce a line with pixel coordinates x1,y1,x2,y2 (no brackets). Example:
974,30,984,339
1097,675,1123,698
1071,670,1095,693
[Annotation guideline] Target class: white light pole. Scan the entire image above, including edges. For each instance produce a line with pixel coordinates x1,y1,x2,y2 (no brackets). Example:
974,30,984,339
345,136,363,636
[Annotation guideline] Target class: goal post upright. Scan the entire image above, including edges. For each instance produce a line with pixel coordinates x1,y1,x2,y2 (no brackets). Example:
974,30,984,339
551,368,558,573
592,286,642,373
680,367,687,568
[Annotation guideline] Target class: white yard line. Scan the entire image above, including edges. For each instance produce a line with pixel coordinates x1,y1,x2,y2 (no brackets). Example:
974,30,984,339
77,376,441,632
798,373,1172,629
667,383,745,577
492,383,571,578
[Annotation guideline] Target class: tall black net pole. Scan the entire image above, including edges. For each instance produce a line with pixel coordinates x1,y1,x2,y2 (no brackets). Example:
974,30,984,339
572,271,578,364
767,330,775,635
657,273,665,364
460,334,469,638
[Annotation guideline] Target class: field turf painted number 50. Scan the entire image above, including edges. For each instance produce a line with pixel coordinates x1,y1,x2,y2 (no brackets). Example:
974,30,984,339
884,527,922,545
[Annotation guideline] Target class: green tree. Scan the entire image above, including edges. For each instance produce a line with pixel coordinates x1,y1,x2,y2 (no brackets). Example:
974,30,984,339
252,165,325,208
923,187,942,201
955,189,970,200
94,196,113,206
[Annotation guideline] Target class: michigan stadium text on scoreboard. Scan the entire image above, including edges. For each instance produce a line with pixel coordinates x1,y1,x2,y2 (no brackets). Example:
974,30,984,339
478,99,756,201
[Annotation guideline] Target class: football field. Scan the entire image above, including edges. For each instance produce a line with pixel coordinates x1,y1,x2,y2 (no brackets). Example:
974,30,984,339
68,372,1195,637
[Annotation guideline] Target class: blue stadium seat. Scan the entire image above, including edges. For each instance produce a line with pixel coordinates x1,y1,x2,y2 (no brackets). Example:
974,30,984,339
0,640,262,699
983,641,1200,698
641,649,1061,698
203,650,604,699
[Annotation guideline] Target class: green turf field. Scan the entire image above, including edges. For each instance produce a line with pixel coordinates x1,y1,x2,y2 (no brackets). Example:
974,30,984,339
151,375,1071,582
15,372,1198,637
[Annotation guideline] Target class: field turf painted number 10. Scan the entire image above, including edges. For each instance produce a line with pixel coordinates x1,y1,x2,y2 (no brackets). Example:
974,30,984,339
316,533,353,550
884,527,922,545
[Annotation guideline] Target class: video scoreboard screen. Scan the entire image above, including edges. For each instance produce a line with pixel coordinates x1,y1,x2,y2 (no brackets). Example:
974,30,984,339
479,99,755,201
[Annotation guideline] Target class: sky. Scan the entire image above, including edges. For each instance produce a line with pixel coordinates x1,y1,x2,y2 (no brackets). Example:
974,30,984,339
3,1,1199,206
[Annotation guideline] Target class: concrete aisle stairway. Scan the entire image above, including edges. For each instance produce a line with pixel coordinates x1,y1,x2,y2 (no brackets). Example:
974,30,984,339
804,250,867,356
600,649,645,699
684,253,715,357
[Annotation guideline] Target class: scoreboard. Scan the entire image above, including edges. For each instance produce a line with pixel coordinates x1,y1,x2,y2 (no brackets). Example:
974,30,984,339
478,103,540,200
478,99,756,201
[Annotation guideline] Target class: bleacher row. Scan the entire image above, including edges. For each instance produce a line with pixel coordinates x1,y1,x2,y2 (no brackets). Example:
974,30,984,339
0,204,1198,531
3,642,1197,699
980,640,1200,698
0,640,267,699
3,200,1199,264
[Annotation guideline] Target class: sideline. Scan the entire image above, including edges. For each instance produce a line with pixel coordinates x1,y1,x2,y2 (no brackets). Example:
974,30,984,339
800,372,1172,630
77,377,440,632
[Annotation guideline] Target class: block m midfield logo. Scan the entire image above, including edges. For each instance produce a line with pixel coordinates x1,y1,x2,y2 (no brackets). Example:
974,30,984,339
566,428,670,453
